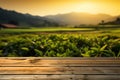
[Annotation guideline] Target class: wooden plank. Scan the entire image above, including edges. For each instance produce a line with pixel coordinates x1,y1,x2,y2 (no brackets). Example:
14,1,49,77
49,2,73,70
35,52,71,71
0,57,120,80
82,75,120,80
0,67,120,75
1,57,120,60
0,58,120,67
0,75,120,80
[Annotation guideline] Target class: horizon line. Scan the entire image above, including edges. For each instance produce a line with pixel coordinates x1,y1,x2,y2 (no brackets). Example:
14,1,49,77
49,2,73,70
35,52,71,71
0,7,119,17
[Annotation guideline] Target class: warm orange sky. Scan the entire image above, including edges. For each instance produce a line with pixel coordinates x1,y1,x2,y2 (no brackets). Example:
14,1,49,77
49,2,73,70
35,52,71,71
0,0,120,16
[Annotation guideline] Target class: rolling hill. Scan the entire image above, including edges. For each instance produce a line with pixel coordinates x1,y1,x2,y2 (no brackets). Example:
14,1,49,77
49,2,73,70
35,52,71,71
45,12,116,25
0,7,119,27
0,8,59,27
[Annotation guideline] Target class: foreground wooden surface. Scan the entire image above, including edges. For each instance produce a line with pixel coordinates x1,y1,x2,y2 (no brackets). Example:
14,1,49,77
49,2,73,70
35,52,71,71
0,57,120,80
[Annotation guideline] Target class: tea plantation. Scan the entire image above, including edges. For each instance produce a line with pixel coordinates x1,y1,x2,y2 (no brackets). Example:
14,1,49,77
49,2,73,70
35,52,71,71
0,33,120,57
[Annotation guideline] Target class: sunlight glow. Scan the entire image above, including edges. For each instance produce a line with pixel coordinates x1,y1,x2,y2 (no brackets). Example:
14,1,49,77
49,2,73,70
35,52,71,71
0,0,120,16
74,2,99,14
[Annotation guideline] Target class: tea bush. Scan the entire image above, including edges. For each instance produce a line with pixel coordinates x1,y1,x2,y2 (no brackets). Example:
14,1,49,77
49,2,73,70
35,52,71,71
0,34,120,57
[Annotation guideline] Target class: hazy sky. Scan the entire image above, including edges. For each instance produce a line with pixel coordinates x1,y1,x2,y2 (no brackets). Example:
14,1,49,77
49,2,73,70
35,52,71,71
0,0,120,16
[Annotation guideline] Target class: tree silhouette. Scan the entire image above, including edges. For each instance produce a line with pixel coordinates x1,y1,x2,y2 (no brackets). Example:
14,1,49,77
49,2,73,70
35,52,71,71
116,17,120,22
99,20,105,25
116,17,120,24
101,20,105,25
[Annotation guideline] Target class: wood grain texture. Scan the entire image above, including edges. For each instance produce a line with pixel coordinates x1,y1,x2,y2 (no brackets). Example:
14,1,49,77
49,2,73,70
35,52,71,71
0,75,120,80
0,67,120,75
0,57,120,80
0,57,120,67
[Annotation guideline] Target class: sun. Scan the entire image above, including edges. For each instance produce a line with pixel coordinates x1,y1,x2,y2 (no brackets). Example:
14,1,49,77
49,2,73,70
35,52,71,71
74,2,98,14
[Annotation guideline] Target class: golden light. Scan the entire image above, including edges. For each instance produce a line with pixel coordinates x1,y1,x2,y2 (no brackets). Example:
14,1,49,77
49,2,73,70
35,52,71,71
74,2,99,14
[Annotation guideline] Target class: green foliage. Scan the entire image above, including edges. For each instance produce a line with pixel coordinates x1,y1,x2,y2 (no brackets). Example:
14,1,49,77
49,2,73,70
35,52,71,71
0,34,120,57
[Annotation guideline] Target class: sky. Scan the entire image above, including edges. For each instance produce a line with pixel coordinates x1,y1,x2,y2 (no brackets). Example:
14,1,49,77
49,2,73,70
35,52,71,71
0,0,120,16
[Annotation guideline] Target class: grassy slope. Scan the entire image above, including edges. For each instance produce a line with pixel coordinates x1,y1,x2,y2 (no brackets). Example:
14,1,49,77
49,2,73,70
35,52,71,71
0,27,94,33
0,27,120,37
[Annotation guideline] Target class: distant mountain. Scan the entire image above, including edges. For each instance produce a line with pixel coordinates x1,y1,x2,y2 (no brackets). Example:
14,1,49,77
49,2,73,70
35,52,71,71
100,17,120,25
45,12,115,25
1,7,119,27
0,8,59,27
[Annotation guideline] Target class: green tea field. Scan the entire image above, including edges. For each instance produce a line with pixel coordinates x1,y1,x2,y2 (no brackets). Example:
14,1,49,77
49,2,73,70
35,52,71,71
0,27,120,57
